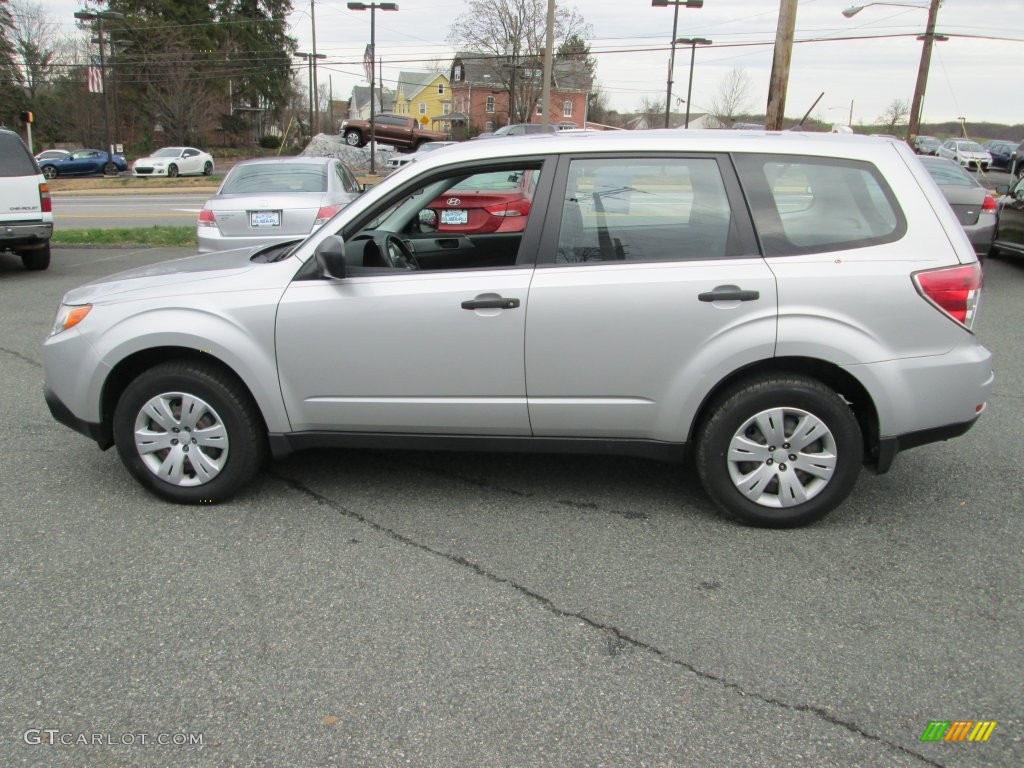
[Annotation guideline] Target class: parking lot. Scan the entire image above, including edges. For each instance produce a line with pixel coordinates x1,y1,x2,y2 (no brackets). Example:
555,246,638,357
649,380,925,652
1,246,1021,766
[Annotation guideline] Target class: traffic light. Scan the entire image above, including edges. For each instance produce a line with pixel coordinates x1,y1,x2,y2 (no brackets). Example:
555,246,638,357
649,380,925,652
19,111,33,124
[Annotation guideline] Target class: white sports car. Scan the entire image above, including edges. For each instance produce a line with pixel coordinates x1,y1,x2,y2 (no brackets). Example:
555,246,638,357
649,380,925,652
131,146,214,178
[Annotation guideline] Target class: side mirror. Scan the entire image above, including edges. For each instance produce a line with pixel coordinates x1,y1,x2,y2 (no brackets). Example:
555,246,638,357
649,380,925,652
314,235,349,279
418,209,438,232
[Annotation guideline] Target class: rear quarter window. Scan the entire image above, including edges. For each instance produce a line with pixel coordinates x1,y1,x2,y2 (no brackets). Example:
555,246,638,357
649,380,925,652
733,154,906,257
0,133,40,177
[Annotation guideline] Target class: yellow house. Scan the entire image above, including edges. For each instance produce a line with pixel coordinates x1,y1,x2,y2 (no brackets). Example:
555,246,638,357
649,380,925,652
392,71,452,130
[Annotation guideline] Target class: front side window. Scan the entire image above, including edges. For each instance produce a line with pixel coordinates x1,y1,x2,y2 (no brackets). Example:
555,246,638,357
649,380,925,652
733,154,905,257
333,162,546,273
554,157,740,263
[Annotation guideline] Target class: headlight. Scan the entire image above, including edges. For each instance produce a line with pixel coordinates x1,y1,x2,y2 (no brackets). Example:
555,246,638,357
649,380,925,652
50,304,92,337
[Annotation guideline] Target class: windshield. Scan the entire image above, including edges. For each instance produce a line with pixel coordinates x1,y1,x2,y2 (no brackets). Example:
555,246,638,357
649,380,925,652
958,141,984,152
152,147,184,158
923,162,978,188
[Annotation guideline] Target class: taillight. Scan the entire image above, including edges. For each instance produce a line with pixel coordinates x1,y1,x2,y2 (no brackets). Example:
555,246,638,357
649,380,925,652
39,183,51,213
197,207,217,228
484,199,531,217
315,205,341,227
913,262,982,330
982,195,997,211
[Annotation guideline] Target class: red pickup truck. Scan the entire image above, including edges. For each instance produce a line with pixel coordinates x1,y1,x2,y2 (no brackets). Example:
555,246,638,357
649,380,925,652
340,114,449,152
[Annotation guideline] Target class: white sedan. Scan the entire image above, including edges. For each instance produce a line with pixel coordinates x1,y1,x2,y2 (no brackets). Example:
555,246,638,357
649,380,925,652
131,146,214,178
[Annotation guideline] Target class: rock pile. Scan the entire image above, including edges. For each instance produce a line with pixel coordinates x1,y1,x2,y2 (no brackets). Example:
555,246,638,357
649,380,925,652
299,133,394,174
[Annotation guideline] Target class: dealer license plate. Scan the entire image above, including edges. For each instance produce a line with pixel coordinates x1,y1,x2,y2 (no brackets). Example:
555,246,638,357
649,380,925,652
440,209,468,225
250,210,281,228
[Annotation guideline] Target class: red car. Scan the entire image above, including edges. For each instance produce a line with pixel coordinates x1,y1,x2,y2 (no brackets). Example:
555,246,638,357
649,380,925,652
426,169,537,234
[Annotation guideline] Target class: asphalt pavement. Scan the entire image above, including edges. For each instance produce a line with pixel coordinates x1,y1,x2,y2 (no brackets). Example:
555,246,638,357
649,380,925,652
0,246,1020,767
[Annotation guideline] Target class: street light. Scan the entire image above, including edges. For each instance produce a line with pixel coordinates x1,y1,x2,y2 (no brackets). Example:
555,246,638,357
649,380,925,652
676,37,711,129
348,2,398,175
842,0,942,143
295,51,325,138
652,0,704,128
74,8,124,170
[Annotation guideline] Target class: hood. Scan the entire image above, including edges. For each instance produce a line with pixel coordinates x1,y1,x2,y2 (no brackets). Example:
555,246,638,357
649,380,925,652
63,245,265,304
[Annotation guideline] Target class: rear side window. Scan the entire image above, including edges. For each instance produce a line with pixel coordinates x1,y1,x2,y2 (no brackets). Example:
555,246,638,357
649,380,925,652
733,154,905,257
0,132,39,177
554,157,746,263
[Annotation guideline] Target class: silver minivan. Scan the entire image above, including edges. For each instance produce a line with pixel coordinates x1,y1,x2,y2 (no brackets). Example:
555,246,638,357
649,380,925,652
43,131,993,527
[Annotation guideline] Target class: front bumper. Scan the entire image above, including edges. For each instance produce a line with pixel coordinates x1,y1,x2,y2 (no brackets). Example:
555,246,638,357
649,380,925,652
44,384,112,449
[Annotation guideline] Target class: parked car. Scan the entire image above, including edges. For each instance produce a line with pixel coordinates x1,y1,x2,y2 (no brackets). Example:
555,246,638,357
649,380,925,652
0,128,52,270
43,131,993,528
132,146,214,178
340,114,449,152
480,123,558,138
37,148,127,178
384,141,457,172
913,135,941,155
982,140,1016,171
34,149,70,163
991,173,1024,258
421,168,537,235
917,156,996,258
936,139,991,171
196,157,362,253
1011,141,1024,177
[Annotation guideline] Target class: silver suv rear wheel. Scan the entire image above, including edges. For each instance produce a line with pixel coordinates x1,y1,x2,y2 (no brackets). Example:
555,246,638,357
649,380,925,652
696,375,863,527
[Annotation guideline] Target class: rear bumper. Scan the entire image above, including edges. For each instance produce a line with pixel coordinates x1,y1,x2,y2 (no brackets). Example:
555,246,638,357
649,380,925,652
873,416,981,474
0,221,52,247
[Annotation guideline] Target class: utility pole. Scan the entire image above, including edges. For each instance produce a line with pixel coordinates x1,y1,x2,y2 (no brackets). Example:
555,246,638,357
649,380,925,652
540,0,555,130
764,0,798,130
311,1,321,134
906,0,942,143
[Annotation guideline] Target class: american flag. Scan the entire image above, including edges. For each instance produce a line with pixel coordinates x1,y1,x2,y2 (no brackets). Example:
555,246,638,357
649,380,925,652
363,43,373,83
87,56,103,93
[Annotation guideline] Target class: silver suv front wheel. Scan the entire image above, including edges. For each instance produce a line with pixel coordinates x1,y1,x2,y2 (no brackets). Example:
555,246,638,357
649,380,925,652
696,375,863,527
113,362,265,503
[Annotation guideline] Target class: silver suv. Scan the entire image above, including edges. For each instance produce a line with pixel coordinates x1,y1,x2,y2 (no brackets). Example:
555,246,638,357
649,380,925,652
43,132,993,527
0,128,53,270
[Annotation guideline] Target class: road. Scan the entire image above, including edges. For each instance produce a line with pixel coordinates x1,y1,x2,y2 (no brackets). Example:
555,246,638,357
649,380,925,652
51,193,211,229
0,246,1021,767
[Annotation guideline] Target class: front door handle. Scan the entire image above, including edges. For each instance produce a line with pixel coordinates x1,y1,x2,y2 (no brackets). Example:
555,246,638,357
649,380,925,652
461,296,521,310
698,285,760,302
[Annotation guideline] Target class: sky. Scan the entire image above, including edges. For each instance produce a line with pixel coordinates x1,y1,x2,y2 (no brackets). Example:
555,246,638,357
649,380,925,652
43,0,1024,128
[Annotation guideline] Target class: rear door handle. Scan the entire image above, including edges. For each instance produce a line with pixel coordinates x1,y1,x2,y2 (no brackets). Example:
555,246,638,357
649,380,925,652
698,285,760,302
461,296,521,310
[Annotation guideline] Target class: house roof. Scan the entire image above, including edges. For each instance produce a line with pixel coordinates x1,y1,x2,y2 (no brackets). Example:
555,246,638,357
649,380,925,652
396,71,445,102
451,51,592,92
350,85,395,112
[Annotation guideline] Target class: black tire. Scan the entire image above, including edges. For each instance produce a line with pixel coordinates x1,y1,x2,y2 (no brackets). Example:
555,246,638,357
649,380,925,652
41,165,57,179
167,164,179,178
695,375,863,528
113,361,266,504
202,161,213,176
18,243,50,271
344,130,363,147
103,161,117,176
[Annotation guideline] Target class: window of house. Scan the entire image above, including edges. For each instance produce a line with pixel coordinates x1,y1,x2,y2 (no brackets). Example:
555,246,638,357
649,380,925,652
485,96,495,113
453,65,463,82
443,103,450,115
485,121,494,132
563,101,573,118
419,102,426,115
732,154,906,257
437,83,444,95
536,99,543,116
554,157,742,264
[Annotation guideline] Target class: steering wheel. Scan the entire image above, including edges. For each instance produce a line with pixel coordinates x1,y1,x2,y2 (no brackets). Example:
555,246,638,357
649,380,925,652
375,232,419,270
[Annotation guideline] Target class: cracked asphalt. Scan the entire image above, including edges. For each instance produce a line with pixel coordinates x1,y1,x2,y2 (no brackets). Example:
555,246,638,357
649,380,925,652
1,247,1021,767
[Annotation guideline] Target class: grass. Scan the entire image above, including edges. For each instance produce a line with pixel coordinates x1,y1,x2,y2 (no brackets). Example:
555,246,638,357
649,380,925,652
53,226,197,248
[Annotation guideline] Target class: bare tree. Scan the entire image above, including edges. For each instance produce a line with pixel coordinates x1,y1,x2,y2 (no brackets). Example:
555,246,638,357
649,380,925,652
878,99,909,134
636,96,663,130
9,1,65,99
448,0,591,124
708,67,754,128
